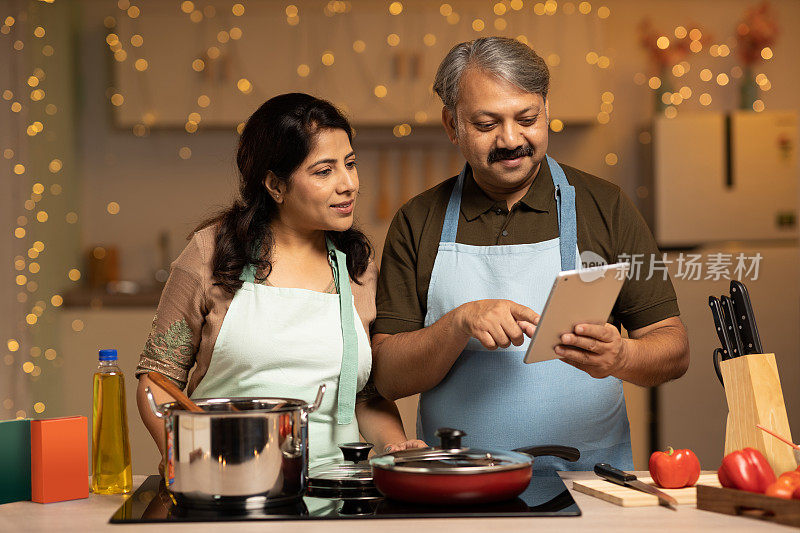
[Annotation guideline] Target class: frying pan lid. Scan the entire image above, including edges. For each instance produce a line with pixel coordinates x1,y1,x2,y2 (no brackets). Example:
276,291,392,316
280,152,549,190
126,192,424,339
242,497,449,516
370,428,532,474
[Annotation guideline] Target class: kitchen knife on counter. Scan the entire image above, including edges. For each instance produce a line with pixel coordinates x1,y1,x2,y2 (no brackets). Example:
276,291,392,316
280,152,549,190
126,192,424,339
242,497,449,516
708,296,733,359
730,280,763,354
594,463,678,510
720,295,745,358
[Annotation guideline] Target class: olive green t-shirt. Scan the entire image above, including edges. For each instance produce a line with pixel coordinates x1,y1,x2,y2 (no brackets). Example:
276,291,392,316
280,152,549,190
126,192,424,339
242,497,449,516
373,157,680,336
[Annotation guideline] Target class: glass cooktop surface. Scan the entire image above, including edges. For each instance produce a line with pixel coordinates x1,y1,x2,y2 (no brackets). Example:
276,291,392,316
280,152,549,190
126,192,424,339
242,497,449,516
110,470,580,522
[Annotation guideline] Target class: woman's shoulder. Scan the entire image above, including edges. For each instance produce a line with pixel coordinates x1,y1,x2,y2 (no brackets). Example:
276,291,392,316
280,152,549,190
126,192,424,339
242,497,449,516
355,256,378,289
352,256,377,325
173,224,218,276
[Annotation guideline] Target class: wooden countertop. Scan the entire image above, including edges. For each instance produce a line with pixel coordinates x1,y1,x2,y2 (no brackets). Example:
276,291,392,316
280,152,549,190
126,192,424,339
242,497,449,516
0,472,791,532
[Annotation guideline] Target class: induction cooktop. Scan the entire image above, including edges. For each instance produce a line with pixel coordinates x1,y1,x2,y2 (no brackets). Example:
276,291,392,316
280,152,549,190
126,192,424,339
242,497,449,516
110,471,580,522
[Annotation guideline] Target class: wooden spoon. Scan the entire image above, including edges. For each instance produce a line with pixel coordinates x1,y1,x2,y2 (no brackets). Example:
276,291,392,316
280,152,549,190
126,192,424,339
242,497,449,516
147,371,204,412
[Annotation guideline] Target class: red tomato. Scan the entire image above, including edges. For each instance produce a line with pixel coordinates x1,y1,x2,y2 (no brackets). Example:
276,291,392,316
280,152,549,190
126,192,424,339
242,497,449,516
766,477,797,499
779,470,800,484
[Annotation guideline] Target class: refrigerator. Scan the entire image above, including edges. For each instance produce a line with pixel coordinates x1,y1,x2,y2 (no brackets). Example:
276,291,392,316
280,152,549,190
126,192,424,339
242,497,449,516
645,111,800,470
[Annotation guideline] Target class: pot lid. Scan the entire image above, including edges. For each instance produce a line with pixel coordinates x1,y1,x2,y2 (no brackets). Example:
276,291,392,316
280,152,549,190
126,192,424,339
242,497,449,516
370,428,532,474
308,442,374,489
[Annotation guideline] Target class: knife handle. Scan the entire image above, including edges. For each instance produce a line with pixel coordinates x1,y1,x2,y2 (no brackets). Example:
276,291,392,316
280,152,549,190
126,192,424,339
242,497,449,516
720,295,744,357
594,463,636,485
708,296,733,359
730,280,763,354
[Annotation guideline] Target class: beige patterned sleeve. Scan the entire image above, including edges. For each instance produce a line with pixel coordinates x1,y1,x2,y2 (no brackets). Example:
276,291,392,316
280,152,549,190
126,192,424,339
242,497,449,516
136,234,208,390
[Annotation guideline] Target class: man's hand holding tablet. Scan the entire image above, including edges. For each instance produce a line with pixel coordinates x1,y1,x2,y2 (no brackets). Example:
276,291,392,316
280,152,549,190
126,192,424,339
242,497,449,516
524,262,630,373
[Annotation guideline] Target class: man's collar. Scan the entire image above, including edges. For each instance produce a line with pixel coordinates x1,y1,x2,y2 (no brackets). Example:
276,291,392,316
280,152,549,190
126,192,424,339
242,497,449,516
459,158,554,221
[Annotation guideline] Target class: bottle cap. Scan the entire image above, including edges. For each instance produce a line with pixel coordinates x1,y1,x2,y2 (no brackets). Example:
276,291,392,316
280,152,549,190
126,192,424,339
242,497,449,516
99,349,118,361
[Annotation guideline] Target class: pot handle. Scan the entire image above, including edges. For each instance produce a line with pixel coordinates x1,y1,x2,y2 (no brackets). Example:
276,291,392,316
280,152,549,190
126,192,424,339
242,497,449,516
144,386,166,419
513,445,581,462
305,384,326,413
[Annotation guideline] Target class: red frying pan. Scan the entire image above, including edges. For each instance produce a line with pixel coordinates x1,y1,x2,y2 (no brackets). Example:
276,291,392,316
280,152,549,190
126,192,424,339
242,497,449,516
370,428,580,505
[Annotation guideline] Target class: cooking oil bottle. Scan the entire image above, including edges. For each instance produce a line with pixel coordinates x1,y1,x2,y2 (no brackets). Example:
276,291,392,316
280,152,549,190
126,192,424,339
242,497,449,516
91,349,132,494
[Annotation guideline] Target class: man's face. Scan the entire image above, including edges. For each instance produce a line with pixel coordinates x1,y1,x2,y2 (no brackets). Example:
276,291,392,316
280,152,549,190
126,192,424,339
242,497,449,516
443,67,549,195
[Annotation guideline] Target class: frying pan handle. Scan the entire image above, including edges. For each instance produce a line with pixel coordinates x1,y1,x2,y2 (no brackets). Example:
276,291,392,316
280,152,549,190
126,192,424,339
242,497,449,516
513,445,581,462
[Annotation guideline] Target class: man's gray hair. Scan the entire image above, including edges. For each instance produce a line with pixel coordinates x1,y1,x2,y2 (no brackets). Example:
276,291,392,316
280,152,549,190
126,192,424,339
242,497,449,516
433,37,550,111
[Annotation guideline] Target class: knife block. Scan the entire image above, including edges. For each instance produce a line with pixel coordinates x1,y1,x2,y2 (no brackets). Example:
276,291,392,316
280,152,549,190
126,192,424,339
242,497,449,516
720,353,797,474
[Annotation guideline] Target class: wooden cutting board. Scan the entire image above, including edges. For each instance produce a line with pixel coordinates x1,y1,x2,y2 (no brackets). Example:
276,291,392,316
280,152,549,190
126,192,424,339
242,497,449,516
572,474,721,507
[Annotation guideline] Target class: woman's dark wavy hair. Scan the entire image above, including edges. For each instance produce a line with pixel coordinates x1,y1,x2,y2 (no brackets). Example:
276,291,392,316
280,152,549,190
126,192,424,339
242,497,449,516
194,93,372,294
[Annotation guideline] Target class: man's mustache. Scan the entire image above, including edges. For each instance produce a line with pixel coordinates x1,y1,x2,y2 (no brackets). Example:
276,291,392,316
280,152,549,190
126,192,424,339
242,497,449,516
487,144,534,164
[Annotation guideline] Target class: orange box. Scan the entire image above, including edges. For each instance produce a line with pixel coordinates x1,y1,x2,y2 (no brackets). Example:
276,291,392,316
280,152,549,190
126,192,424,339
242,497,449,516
30,416,89,503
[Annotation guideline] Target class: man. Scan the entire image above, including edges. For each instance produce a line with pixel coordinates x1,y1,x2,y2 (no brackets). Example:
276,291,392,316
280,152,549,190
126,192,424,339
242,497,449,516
371,37,689,471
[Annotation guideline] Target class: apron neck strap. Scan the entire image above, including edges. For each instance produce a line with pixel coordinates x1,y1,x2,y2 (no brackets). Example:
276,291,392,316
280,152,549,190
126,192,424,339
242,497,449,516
547,155,578,271
439,156,578,271
325,236,359,425
240,264,257,284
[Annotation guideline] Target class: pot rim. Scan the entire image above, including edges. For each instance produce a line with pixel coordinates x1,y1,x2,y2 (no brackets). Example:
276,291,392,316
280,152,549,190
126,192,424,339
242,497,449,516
160,396,309,415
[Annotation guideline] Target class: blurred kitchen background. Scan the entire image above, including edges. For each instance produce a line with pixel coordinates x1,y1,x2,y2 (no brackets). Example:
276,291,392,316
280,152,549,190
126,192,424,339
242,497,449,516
1,0,798,475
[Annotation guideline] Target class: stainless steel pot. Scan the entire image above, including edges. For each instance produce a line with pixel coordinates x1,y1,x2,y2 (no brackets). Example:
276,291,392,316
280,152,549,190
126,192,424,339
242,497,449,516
145,384,325,510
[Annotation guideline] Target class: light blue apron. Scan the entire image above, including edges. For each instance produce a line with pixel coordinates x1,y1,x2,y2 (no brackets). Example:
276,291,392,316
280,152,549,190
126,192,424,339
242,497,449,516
418,156,633,471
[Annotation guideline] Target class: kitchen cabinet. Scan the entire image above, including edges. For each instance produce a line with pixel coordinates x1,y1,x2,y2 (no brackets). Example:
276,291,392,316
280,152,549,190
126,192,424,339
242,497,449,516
112,0,604,127
652,111,798,246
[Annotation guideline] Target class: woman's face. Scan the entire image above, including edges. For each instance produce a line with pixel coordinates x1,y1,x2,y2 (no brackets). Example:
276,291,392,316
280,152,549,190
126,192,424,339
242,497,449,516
277,128,359,234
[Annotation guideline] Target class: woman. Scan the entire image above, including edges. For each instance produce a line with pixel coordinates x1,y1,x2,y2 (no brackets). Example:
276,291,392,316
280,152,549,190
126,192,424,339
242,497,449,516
135,93,423,469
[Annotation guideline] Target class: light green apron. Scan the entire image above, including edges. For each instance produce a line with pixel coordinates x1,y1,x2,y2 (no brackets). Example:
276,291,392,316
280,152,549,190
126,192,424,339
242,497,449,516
191,238,371,467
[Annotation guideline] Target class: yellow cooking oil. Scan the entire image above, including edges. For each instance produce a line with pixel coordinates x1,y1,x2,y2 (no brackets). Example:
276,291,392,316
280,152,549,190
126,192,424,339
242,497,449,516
91,349,132,494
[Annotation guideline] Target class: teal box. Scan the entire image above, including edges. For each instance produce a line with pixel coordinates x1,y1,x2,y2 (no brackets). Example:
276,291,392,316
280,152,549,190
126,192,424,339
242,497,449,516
0,419,31,504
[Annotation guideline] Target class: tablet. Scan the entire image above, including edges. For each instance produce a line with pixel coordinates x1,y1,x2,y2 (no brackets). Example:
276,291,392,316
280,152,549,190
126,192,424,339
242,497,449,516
523,262,630,364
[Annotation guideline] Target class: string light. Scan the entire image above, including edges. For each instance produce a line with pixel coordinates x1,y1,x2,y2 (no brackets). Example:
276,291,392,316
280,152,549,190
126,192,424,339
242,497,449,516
2,3,625,411
389,2,403,15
